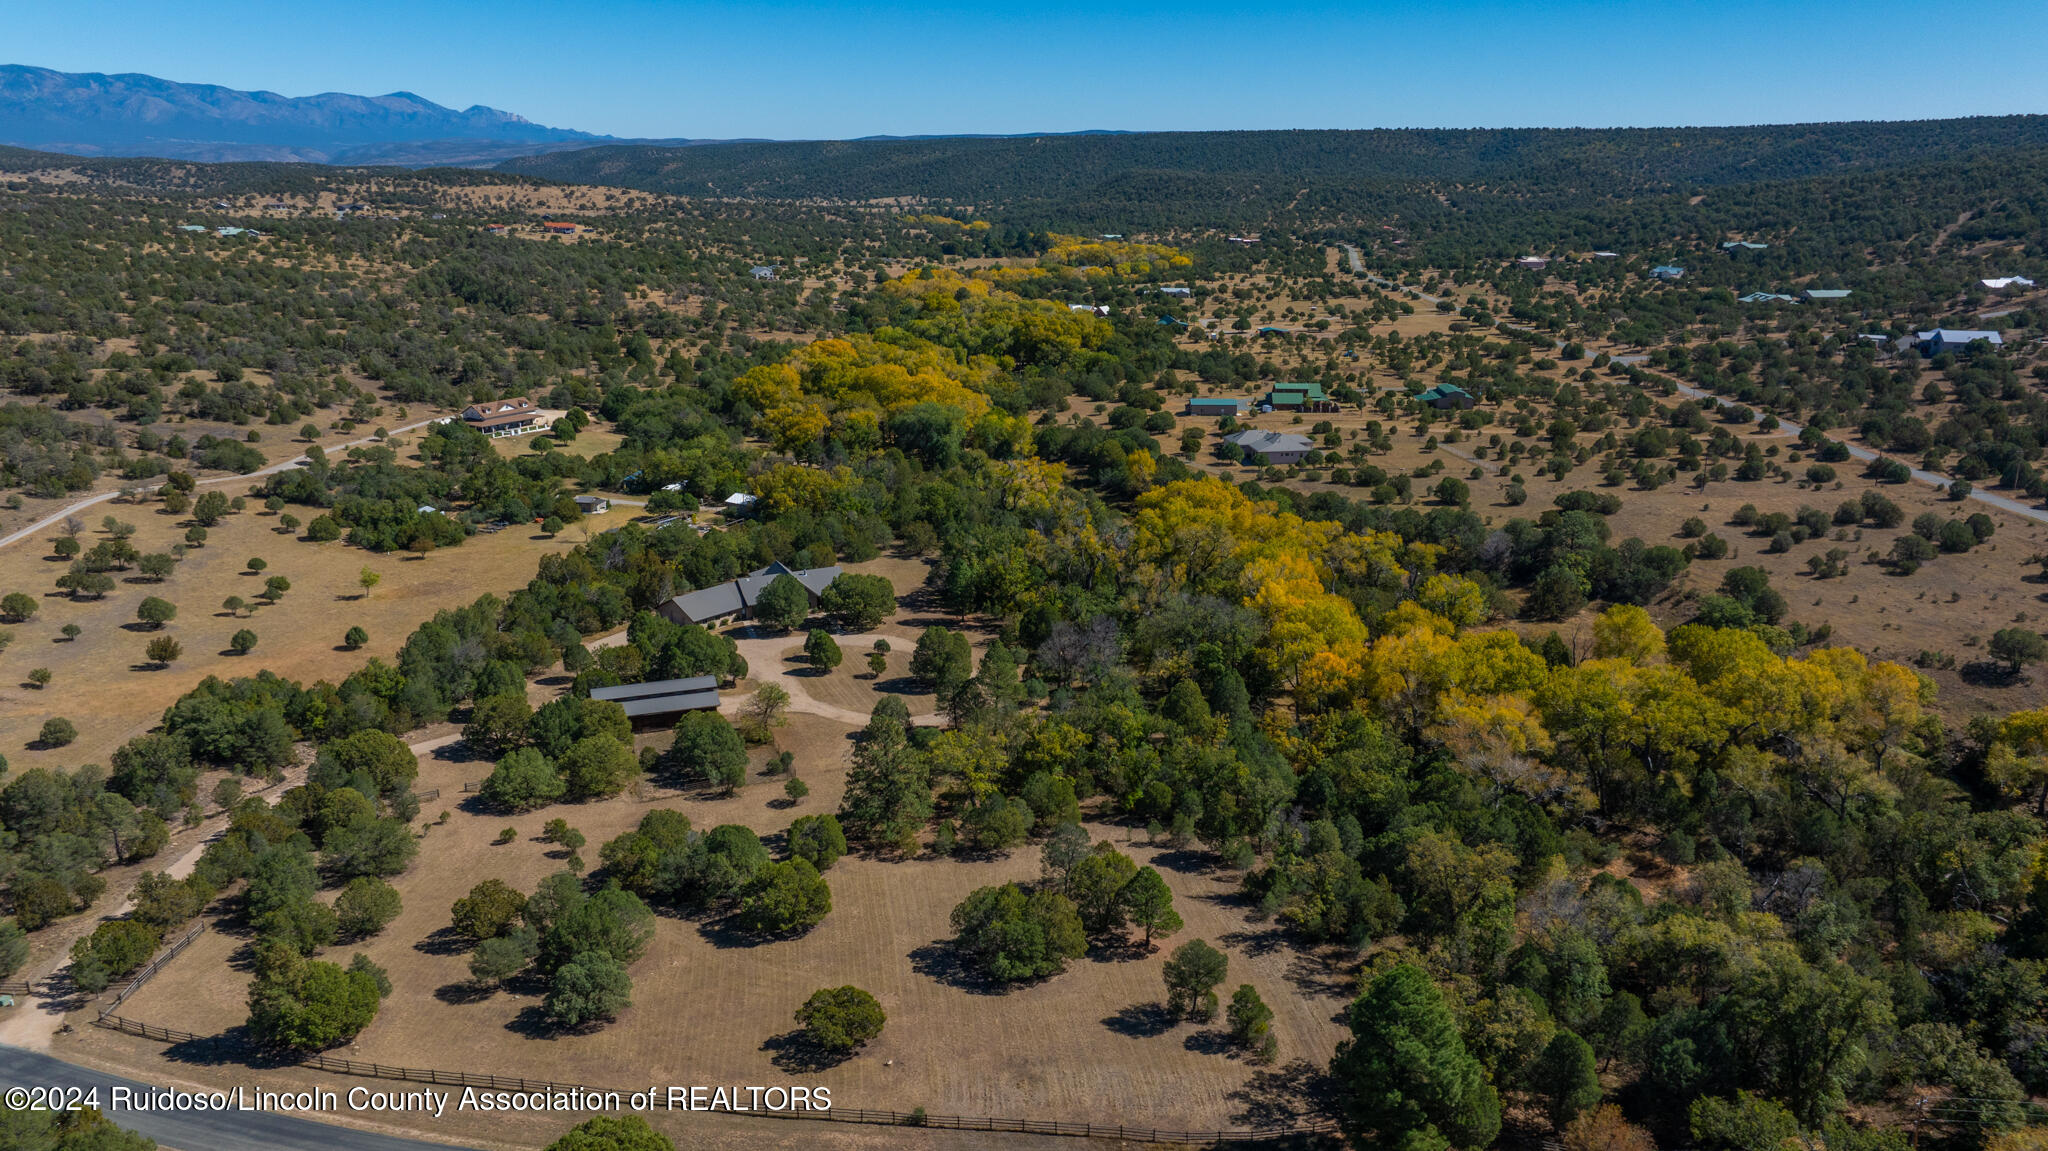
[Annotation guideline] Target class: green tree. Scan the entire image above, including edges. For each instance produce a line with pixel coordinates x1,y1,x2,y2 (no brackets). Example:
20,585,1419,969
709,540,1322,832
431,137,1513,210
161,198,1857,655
135,596,177,629
668,711,748,791
1533,1030,1602,1130
784,776,810,803
866,650,888,678
911,626,973,694
544,1115,674,1151
465,692,532,757
1332,963,1501,1151
144,635,181,667
1991,628,2048,674
191,491,231,527
343,625,368,649
0,919,27,980
38,717,77,747
27,667,51,689
1689,1092,1801,1151
451,879,528,942
736,858,832,934
481,747,566,812
559,735,637,800
796,985,885,1054
1228,983,1277,1060
358,567,381,597
334,877,402,940
787,814,847,871
950,883,1086,982
261,574,290,603
0,592,36,622
229,628,258,655
753,574,811,631
804,628,843,670
819,573,895,630
246,557,267,573
246,950,387,1051
469,927,539,986
544,951,633,1028
1163,939,1229,1019
1122,866,1183,947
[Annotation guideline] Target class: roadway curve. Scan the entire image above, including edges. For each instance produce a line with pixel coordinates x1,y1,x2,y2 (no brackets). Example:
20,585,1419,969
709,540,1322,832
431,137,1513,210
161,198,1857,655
0,1046,469,1151
0,418,448,552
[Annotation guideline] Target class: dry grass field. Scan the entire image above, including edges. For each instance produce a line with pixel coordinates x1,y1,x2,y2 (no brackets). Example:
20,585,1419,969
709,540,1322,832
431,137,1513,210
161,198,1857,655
0,493,642,769
96,554,1347,1136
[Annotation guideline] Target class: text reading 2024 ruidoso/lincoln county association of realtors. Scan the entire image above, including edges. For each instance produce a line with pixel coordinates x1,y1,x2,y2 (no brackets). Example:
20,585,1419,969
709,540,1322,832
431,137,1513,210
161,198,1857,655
16,1083,833,1119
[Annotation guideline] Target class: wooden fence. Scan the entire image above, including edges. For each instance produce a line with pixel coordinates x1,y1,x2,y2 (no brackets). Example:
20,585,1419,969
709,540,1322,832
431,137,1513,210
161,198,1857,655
412,788,441,803
98,924,206,1016
461,781,481,794
93,1010,1340,1145
0,979,34,996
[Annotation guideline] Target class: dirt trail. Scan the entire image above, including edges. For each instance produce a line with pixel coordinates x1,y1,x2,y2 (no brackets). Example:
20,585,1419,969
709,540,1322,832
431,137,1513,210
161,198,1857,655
0,731,457,1052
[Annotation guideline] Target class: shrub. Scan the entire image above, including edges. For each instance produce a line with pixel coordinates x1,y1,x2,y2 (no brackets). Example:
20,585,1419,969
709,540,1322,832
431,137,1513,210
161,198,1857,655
229,629,258,655
38,717,78,747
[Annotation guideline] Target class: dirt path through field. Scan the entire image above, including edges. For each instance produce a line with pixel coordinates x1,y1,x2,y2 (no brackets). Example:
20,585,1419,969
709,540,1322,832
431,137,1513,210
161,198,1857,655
0,731,457,1052
0,417,448,552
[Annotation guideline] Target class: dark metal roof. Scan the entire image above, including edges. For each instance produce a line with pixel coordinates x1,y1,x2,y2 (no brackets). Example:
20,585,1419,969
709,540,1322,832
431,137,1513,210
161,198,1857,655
615,690,721,718
590,675,718,703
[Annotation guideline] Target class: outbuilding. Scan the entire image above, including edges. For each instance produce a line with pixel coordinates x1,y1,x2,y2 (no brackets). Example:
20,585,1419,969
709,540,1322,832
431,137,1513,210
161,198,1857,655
1185,397,1245,417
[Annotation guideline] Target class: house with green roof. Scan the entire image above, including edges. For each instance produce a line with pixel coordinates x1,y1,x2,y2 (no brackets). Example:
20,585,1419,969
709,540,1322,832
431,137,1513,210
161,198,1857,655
1261,382,1337,412
1417,383,1474,410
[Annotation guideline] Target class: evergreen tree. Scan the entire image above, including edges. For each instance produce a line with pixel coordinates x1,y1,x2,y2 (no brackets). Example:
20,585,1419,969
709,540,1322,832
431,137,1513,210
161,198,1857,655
1332,963,1501,1151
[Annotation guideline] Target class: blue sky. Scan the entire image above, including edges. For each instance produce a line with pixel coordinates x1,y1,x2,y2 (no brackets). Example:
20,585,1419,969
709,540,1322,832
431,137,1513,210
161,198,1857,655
10,0,2048,139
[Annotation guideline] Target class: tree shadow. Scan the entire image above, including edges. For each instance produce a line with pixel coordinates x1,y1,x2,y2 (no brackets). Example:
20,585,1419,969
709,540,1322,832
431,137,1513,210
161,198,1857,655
160,1026,294,1069
435,980,497,1005
761,1027,856,1073
1217,926,1290,959
1962,660,2025,687
787,666,829,678
907,940,1008,995
695,915,780,950
1184,1029,1238,1056
1102,1001,1178,1038
1087,937,1155,964
1147,847,1216,876
413,926,472,957
875,676,929,696
1225,1058,1342,1129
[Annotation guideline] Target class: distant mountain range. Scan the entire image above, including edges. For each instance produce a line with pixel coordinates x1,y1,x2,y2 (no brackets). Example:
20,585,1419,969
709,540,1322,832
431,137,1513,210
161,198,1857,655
0,64,690,165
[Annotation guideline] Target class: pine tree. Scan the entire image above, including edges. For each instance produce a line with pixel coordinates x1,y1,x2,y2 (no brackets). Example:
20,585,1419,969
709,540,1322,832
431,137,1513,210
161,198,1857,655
1332,963,1501,1151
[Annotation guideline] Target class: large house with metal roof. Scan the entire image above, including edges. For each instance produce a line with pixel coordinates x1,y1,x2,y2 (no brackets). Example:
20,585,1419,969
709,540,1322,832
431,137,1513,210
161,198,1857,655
1915,329,2004,355
659,561,844,627
1417,383,1474,410
1224,429,1314,466
589,675,721,724
1261,382,1337,412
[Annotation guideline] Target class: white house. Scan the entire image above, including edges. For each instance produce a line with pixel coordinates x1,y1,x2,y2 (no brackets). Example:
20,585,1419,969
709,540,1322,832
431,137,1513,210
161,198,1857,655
1224,429,1315,466
1983,277,2036,290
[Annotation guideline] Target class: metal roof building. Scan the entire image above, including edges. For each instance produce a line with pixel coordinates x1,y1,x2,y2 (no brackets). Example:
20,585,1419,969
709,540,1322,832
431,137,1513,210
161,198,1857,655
590,675,720,720
660,561,843,626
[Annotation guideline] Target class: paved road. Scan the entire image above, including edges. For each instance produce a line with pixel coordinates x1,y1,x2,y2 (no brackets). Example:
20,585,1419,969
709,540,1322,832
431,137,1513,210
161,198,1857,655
0,1046,471,1151
0,418,447,552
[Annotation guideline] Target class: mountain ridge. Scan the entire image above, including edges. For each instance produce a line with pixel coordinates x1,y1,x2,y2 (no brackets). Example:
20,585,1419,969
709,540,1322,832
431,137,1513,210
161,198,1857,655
0,64,634,165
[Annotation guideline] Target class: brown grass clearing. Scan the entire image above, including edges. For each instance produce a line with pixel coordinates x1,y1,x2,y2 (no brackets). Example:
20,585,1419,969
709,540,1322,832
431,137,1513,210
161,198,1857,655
0,496,642,770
